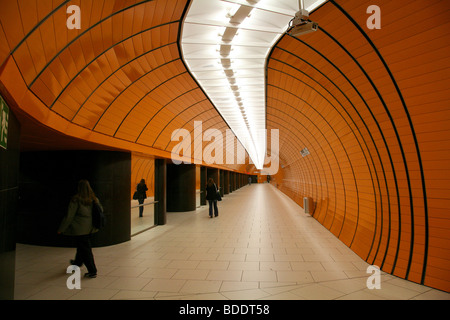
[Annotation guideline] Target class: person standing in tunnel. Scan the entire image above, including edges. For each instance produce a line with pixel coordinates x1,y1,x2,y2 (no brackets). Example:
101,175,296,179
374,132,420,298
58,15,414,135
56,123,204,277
206,178,219,218
136,179,148,218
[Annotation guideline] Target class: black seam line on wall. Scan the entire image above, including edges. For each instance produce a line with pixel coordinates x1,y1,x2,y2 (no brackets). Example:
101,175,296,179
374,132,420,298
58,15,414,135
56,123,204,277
190,122,240,165
7,0,70,59
47,21,178,111
136,84,199,146
111,70,188,139
269,82,352,238
28,0,156,88
269,82,357,243
269,117,322,214
318,13,414,280
263,0,328,134
91,59,184,132
270,49,387,265
268,89,334,225
171,117,250,165
291,32,399,275
162,99,217,151
176,0,251,164
157,97,209,151
329,0,428,284
268,93,341,228
93,59,183,132
70,42,178,122
269,55,383,256
267,114,329,221
266,119,318,200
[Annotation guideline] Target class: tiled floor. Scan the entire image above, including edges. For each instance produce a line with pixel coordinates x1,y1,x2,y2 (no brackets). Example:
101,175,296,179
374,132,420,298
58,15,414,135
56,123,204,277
14,184,450,300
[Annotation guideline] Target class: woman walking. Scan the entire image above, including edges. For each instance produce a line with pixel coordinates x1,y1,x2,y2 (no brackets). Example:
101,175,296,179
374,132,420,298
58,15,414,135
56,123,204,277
58,180,102,278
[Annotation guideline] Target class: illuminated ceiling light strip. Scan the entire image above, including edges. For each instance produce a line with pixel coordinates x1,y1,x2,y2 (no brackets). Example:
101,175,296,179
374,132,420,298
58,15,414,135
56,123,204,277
181,0,327,169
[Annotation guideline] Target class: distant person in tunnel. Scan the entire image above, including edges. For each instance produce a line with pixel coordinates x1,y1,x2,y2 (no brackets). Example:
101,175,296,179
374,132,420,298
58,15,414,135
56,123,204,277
136,179,148,217
206,178,219,218
57,179,102,279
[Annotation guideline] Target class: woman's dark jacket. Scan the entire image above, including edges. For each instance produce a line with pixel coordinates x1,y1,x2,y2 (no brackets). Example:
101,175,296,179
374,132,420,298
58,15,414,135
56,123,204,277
206,183,218,201
136,183,148,201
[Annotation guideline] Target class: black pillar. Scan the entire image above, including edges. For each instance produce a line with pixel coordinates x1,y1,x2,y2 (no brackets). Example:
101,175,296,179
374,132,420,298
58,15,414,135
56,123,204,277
0,108,20,300
166,163,196,212
219,170,224,197
207,168,219,188
154,159,166,225
224,171,230,194
18,150,131,248
200,166,207,206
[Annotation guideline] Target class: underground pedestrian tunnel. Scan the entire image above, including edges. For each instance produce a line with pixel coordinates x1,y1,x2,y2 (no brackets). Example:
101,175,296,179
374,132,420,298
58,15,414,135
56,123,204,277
0,0,449,299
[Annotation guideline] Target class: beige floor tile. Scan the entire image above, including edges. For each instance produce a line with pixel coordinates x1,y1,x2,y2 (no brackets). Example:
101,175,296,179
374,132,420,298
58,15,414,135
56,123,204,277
219,281,259,292
111,290,157,300
172,269,210,280
188,253,219,261
290,283,346,300
207,270,243,281
242,270,277,282
310,271,348,282
364,282,427,300
276,271,314,283
107,266,148,277
319,278,368,294
217,253,246,261
179,280,222,294
142,279,186,293
26,285,78,300
246,254,275,262
411,290,450,300
166,260,200,269
106,277,151,291
139,267,178,279
290,261,324,271
221,288,272,300
260,261,292,271
69,287,120,300
228,261,260,271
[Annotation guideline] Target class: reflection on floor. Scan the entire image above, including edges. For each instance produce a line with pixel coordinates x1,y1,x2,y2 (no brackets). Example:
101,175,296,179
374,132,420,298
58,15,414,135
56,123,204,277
14,184,450,300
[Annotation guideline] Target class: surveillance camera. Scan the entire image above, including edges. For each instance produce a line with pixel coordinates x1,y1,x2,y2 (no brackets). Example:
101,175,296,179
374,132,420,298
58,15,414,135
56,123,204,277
287,9,318,37
287,21,318,37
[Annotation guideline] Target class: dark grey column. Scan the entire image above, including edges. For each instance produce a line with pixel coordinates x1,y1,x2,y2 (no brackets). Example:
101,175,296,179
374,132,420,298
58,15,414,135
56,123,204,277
219,170,224,197
207,168,219,187
0,108,20,300
224,171,230,194
200,166,207,206
18,150,132,248
166,163,196,212
154,159,166,225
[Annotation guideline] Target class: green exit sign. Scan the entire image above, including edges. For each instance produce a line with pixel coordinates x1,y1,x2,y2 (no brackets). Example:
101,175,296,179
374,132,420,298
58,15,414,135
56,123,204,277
0,96,9,150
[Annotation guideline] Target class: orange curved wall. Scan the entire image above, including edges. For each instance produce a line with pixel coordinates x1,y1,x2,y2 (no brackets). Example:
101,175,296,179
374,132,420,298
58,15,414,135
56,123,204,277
267,0,450,291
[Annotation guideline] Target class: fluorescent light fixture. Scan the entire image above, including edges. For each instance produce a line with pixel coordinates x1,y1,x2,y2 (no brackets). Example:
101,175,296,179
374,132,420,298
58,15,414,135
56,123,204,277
181,0,326,169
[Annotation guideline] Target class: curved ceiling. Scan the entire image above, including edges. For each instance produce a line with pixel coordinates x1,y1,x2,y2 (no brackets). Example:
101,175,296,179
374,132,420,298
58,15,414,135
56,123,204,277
0,0,252,172
0,0,449,292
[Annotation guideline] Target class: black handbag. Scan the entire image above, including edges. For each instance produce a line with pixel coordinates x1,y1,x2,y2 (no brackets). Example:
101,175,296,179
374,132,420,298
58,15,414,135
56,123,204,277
215,184,222,201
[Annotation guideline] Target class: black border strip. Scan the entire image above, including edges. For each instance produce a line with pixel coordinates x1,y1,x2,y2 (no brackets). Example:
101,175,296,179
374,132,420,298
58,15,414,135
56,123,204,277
329,0,428,284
